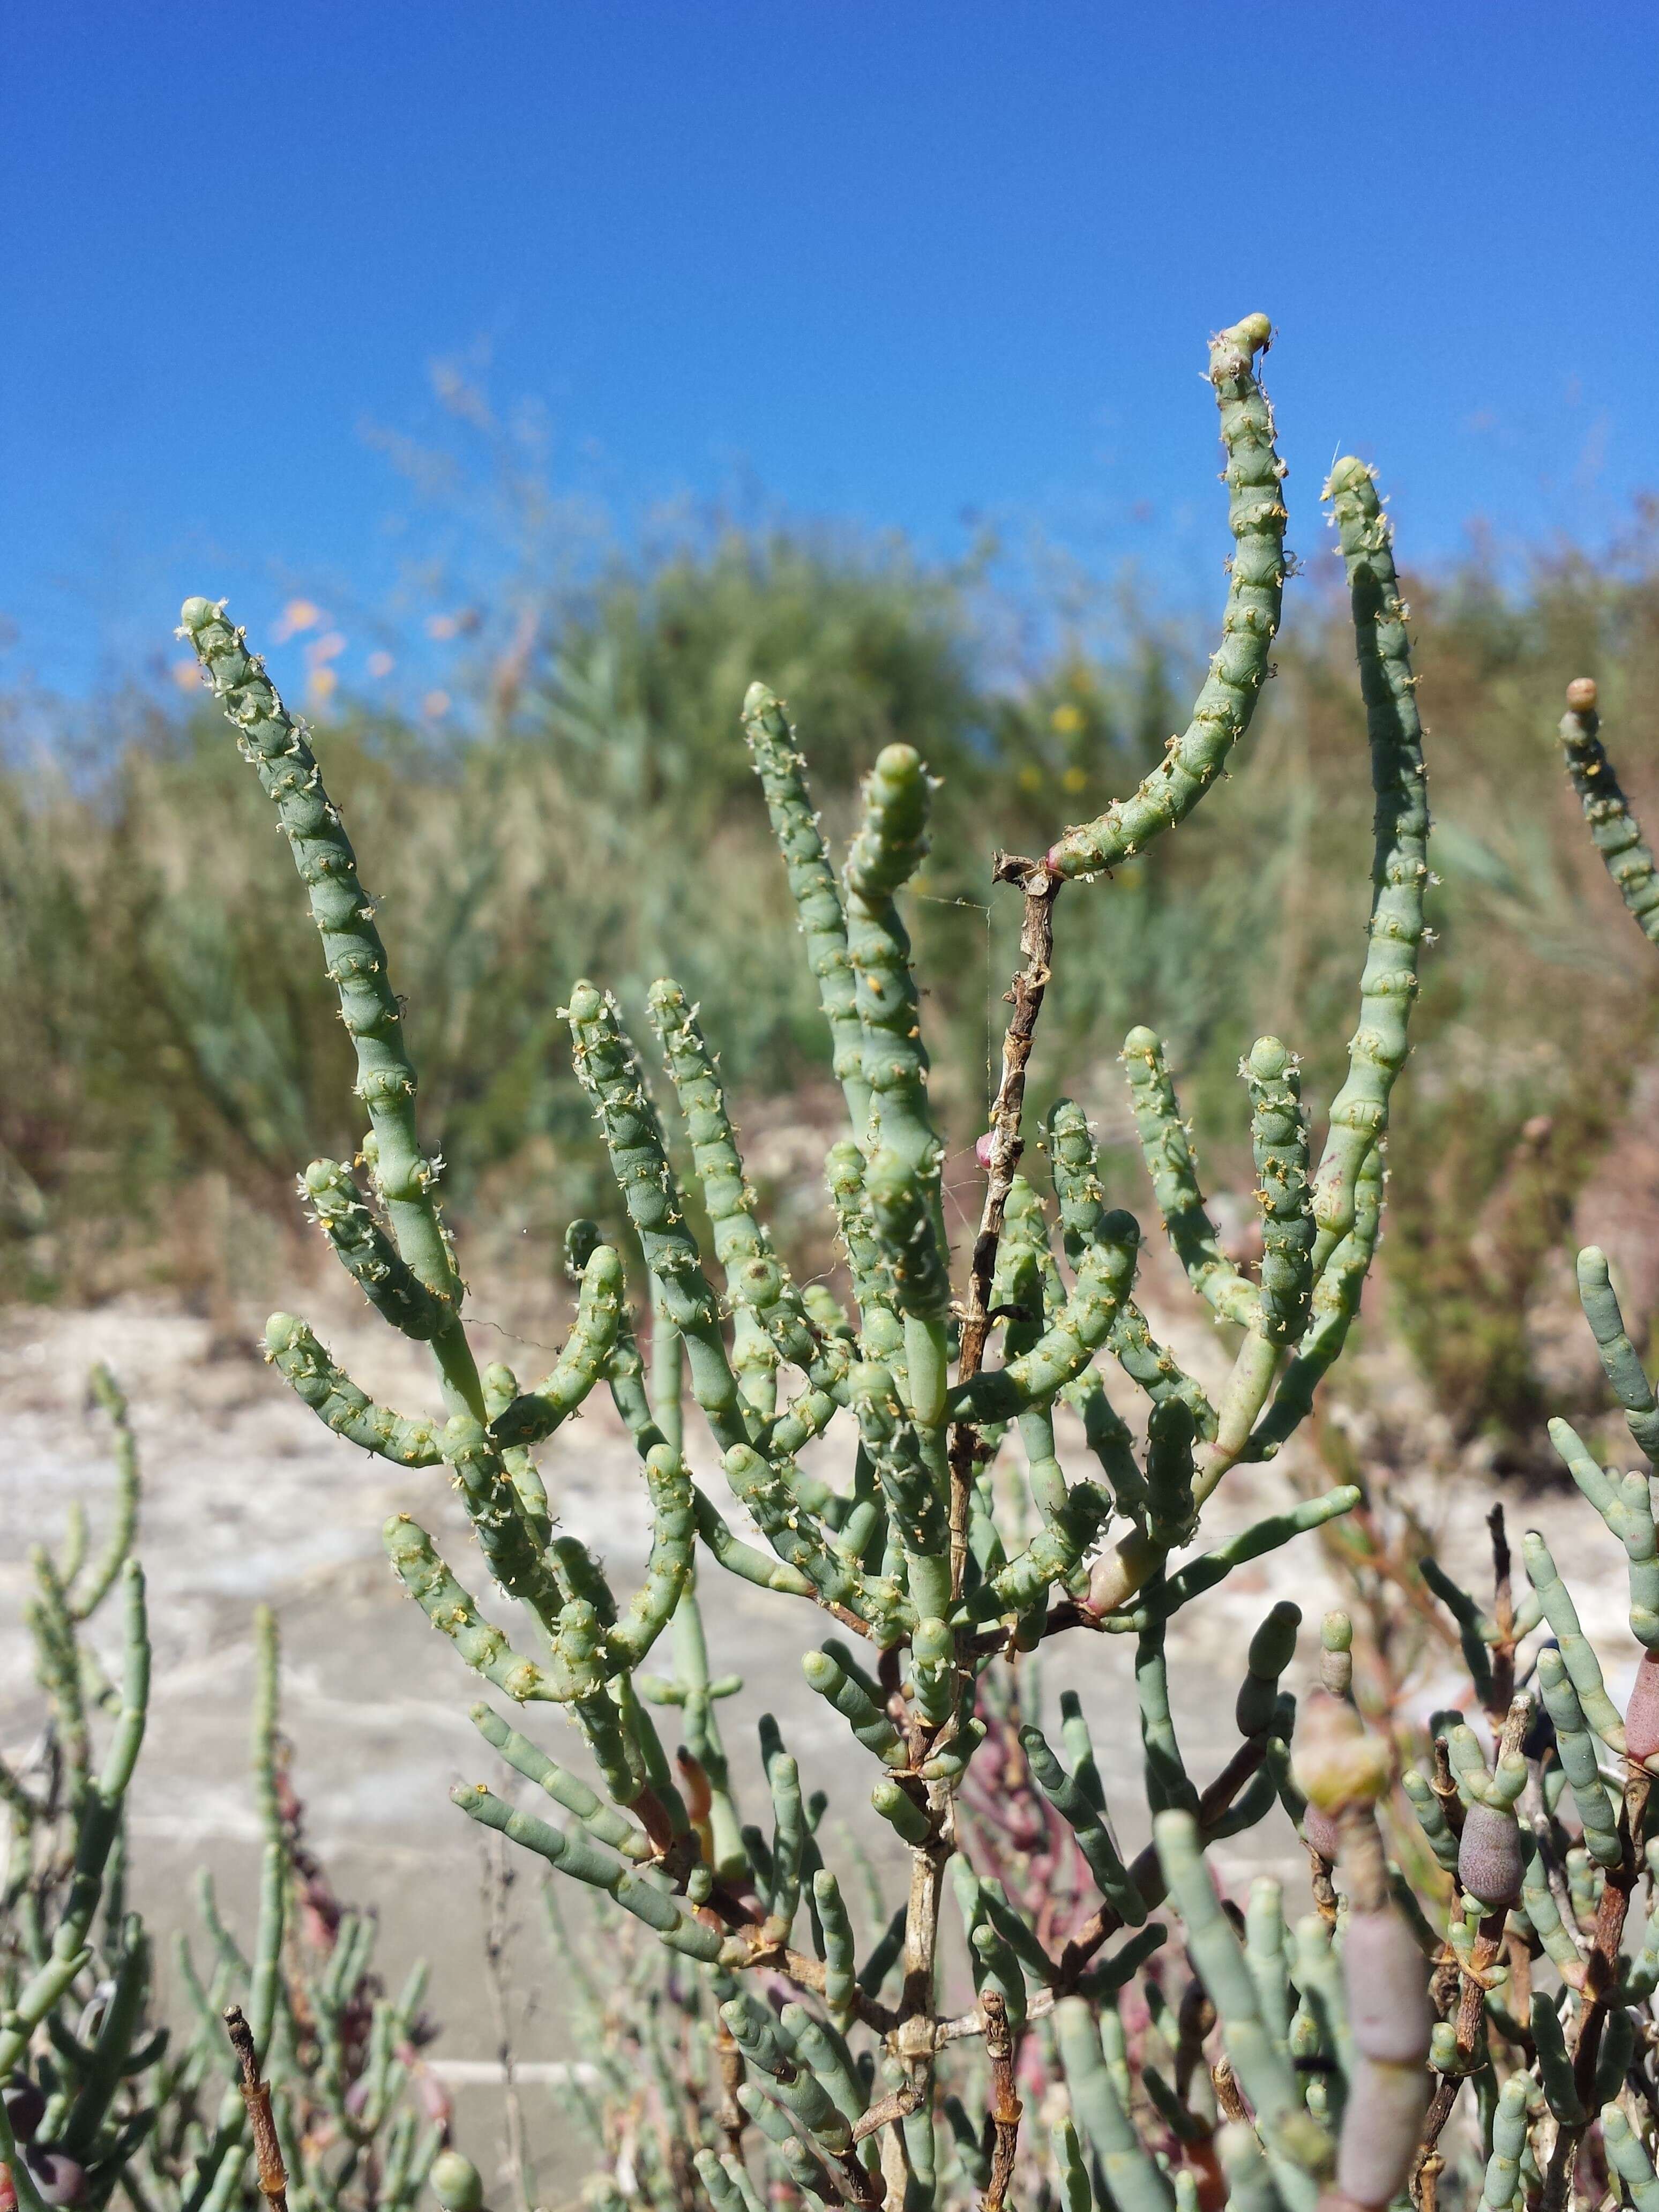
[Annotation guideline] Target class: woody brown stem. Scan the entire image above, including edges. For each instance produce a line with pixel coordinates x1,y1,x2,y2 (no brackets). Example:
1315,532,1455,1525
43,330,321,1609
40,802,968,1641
899,1800,952,2027
981,1991,1022,2212
1430,1736,1464,1837
1540,1771,1650,2209
1211,2056,1246,2125
714,2008,745,2160
1410,1911,1505,2207
223,2005,288,2212
829,2143,887,2211
850,2086,925,2147
723,1932,900,2037
948,853,1060,1600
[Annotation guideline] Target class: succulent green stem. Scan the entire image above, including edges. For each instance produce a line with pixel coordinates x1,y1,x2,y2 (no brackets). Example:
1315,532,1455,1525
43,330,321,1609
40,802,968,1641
0,1561,150,2080
179,597,478,1417
264,1314,441,1464
949,1214,1139,1423
1245,1037,1314,1346
800,1643,906,1765
1574,1245,1659,1462
1559,677,1659,943
482,1359,551,1536
1048,315,1286,878
843,743,937,1156
383,1514,591,1703
1523,1527,1626,1748
825,1139,899,1335
1236,1613,1300,1747
1418,1558,1499,1709
490,1245,624,1446
1054,1996,1174,2210
564,980,749,1451
77,1365,141,1621
742,682,871,1132
722,1445,871,1618
1548,1414,1659,1647
647,978,791,1416
850,1362,950,1623
691,1484,818,1599
468,1702,650,1859
1157,1487,1361,1616
452,1785,722,1960
1045,1103,1216,1436
302,1159,451,1340
1604,2101,1659,2211
1153,1810,1327,2208
1020,1723,1145,1924
1535,1648,1622,1867
814,1869,858,2025
438,1415,569,1626
606,1445,695,1665
1307,460,1430,1273
961,1482,1112,1625
1120,1030,1257,1327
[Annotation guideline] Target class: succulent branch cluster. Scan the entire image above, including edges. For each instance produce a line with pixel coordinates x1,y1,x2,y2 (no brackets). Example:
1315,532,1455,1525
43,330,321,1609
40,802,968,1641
160,312,1449,2210
0,1383,469,2212
18,312,1659,2211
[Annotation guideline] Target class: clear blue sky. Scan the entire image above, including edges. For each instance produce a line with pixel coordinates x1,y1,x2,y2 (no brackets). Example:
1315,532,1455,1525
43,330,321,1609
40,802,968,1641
5,3,1656,701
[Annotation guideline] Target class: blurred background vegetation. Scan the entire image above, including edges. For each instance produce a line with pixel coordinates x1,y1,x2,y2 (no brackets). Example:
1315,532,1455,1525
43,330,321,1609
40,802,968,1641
5,484,1658,1473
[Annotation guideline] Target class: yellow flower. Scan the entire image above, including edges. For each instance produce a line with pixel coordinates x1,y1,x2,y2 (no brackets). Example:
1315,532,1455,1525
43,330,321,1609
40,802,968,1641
1018,764,1043,794
1050,702,1085,735
1062,765,1087,794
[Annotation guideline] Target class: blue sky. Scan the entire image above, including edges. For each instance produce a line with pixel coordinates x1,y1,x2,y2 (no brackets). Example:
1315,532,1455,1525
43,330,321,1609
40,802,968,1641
5,3,1656,704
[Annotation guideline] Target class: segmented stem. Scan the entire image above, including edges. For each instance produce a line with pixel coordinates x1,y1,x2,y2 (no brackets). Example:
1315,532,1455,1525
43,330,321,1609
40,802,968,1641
1048,314,1287,877
1309,460,1430,1269
843,744,941,1178
742,683,870,1130
564,981,748,1452
264,1315,441,1465
1245,1037,1314,1347
1121,1030,1256,1327
1559,677,1659,944
302,1160,451,1341
647,979,783,1415
178,599,475,1416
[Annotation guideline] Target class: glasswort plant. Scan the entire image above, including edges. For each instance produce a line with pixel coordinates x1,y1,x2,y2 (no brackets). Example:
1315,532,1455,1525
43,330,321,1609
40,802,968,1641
176,312,1452,2209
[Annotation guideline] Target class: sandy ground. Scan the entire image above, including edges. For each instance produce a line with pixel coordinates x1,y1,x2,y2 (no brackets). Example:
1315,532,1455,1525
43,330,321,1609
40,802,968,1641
1,1281,1641,2199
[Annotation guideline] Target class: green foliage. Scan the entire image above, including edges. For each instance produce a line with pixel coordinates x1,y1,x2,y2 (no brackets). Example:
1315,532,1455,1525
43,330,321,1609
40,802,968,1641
22,310,1659,2210
173,310,1483,2209
0,1370,468,2212
9,490,1659,1480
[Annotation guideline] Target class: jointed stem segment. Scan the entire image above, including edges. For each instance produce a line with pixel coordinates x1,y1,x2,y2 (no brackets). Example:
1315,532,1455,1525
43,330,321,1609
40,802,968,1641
1047,314,1287,879
1309,457,1431,1271
1558,677,1659,944
178,598,477,1420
